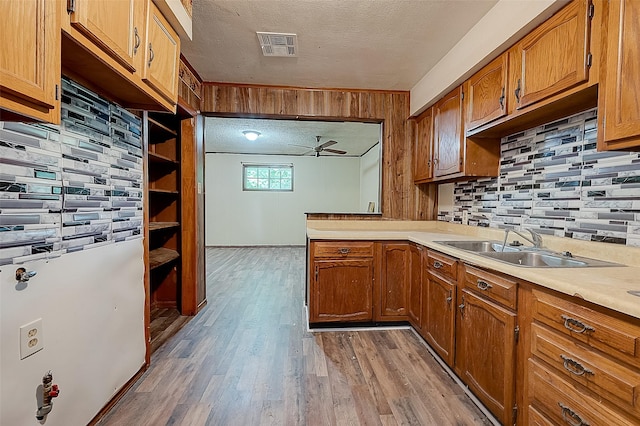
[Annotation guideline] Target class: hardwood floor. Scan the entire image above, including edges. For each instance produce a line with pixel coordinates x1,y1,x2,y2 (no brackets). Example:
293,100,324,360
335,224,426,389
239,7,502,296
99,247,490,425
150,307,191,354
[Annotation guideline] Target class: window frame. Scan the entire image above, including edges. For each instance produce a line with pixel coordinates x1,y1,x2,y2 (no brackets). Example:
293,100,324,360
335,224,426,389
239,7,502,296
242,164,294,192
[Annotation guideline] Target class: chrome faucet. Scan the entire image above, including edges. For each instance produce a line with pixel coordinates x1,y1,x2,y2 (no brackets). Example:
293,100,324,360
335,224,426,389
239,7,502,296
502,227,543,250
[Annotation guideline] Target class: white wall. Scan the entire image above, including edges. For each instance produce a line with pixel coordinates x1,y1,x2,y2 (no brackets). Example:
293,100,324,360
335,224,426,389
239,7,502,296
438,183,456,213
359,143,380,212
410,0,565,115
0,240,146,425
206,154,361,245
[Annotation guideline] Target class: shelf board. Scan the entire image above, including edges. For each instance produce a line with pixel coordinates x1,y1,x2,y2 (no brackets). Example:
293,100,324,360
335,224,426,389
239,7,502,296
148,188,179,195
148,152,178,164
148,116,178,138
149,221,180,231
149,247,180,269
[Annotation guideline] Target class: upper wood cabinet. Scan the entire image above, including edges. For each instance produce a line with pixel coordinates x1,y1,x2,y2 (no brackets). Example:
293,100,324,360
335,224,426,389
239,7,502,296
433,86,464,177
69,0,138,72
142,2,180,103
510,0,593,111
0,0,60,123
464,54,508,132
598,0,640,150
413,108,434,183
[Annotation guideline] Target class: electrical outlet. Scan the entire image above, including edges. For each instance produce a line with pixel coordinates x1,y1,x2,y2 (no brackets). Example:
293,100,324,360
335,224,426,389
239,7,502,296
20,318,43,359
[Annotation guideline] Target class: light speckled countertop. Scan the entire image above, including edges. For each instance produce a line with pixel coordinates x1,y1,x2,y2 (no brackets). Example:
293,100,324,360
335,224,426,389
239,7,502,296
307,220,640,320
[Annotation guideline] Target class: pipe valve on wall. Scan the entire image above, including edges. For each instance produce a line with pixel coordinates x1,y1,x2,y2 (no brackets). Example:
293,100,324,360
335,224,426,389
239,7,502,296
36,371,60,421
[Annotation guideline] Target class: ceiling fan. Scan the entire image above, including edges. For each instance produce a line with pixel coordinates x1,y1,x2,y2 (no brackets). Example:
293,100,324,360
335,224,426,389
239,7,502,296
291,136,347,157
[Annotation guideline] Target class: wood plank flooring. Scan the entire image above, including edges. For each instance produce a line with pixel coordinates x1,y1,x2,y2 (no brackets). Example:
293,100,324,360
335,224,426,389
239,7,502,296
150,306,191,354
99,247,490,425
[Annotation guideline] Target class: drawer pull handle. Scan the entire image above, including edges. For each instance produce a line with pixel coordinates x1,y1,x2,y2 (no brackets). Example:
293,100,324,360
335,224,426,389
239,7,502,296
476,279,492,291
458,295,465,317
560,354,594,377
446,290,452,305
433,261,443,269
338,248,351,254
558,402,589,426
561,315,595,334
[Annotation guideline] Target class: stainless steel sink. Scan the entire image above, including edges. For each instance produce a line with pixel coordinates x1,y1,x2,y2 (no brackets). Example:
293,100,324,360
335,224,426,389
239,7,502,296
436,240,520,253
436,240,621,268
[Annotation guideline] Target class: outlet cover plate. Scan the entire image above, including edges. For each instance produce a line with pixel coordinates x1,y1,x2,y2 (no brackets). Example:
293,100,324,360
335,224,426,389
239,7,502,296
20,318,43,359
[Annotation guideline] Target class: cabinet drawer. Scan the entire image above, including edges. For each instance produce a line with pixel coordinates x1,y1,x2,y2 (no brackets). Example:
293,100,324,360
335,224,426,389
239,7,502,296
426,250,457,281
313,241,374,258
529,359,634,426
463,264,517,310
531,323,640,417
527,405,554,426
532,288,640,367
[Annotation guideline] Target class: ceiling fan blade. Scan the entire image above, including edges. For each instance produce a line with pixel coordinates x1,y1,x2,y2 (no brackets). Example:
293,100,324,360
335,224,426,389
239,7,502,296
300,149,315,156
318,140,338,149
288,143,314,149
323,148,347,155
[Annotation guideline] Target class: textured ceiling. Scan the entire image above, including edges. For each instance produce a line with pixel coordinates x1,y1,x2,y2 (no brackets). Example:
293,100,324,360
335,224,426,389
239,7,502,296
182,0,498,90
205,117,381,156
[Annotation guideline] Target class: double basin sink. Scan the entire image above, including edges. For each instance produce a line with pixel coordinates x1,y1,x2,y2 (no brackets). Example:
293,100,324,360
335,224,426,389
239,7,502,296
435,240,620,268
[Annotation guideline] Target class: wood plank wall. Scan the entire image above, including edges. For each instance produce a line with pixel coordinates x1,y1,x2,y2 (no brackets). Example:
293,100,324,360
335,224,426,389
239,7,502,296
201,83,436,220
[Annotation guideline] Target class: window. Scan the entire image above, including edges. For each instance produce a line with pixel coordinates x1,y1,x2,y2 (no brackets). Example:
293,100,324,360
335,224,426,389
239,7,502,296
243,164,293,191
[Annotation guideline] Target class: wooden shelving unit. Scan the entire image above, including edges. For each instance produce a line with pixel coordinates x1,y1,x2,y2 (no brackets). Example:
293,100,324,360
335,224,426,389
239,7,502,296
146,111,181,312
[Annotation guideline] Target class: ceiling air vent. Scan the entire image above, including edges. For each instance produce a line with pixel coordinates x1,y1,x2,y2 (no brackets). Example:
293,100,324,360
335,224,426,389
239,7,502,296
256,32,298,57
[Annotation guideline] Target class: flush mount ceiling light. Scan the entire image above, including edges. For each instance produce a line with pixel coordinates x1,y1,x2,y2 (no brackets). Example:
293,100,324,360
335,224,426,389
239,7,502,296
256,32,298,57
243,130,261,141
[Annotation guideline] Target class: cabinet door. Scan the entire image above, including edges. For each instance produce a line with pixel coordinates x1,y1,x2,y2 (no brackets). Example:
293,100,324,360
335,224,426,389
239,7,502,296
456,289,517,425
424,273,456,366
465,54,508,131
0,0,59,119
407,244,423,328
143,2,180,103
513,0,591,109
413,108,433,183
311,259,373,323
70,0,137,71
434,86,463,177
600,0,640,149
378,243,409,320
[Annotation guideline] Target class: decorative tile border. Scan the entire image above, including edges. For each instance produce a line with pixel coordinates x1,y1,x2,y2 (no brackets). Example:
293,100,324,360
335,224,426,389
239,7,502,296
0,77,143,265
438,108,640,247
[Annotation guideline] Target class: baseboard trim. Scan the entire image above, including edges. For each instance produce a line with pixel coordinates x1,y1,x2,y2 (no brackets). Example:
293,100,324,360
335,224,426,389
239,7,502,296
88,363,147,425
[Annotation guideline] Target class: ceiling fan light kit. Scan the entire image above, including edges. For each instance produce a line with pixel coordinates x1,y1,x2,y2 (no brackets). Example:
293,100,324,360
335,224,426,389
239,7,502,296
291,136,348,157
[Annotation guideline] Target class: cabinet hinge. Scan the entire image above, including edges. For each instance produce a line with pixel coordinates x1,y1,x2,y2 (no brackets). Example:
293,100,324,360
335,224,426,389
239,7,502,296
514,325,520,344
315,266,318,282
586,52,593,68
67,0,76,13
55,84,60,101
588,1,595,19
512,404,518,426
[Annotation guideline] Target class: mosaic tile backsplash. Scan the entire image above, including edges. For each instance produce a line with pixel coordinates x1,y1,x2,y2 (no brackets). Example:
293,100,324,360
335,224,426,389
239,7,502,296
438,108,640,247
0,77,143,265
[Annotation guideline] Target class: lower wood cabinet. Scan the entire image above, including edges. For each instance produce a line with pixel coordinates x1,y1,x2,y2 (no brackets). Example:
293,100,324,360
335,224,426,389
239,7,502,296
309,241,375,323
407,243,424,329
525,286,640,424
422,271,456,366
455,287,517,426
377,242,410,320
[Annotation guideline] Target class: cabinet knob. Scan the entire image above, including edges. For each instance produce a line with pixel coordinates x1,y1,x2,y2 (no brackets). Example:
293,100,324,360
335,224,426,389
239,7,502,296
561,315,595,334
432,261,443,269
338,248,351,255
476,279,492,291
134,27,141,54
558,402,588,426
148,43,155,68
